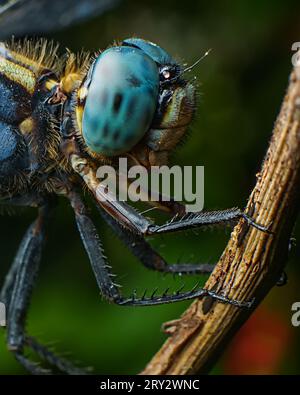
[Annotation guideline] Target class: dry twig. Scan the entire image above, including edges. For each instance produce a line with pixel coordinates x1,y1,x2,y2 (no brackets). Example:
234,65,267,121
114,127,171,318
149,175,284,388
142,65,300,375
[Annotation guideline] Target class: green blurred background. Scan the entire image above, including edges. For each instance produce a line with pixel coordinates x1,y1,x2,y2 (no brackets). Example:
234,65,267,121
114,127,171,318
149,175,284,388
1,0,300,374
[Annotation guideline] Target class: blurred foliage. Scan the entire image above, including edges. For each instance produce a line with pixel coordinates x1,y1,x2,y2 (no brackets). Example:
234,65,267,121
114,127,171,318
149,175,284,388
1,0,300,374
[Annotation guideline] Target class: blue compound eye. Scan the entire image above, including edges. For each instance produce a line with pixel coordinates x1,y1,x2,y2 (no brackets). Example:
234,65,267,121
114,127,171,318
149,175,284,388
82,46,160,156
122,38,176,66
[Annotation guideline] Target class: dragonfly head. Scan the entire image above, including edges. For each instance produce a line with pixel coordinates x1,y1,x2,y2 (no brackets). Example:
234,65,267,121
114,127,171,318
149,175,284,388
75,38,196,161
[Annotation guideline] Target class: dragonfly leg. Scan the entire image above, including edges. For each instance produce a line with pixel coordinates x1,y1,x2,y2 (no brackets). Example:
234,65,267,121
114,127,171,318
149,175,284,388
99,207,214,275
2,204,87,375
146,208,269,235
71,151,270,236
91,186,270,236
70,191,253,309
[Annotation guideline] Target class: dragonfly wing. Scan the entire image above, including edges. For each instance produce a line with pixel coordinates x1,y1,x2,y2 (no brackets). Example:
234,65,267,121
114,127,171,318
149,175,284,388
0,0,120,38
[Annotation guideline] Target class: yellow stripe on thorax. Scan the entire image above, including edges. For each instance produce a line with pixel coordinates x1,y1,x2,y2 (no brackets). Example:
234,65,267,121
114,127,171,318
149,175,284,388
0,55,36,94
9,50,42,71
76,104,83,134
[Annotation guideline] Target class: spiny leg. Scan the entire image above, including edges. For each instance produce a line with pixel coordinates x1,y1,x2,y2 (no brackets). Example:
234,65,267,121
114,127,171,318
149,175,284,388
24,336,90,375
0,193,51,306
5,206,51,374
3,205,87,375
68,154,270,237
98,207,214,275
93,192,266,275
97,188,269,237
0,238,27,307
69,191,253,308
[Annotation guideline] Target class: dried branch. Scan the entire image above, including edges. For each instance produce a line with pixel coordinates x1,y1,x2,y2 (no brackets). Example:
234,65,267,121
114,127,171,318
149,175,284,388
142,65,300,375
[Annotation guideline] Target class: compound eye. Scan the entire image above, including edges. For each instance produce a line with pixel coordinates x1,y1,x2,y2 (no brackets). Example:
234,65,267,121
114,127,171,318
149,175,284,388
122,38,176,65
81,46,160,156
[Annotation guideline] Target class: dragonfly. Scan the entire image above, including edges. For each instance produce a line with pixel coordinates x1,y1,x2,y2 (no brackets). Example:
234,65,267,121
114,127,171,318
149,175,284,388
0,0,268,375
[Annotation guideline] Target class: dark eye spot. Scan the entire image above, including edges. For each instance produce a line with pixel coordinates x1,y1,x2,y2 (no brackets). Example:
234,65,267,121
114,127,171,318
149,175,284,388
102,123,109,138
126,74,141,87
113,93,123,113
